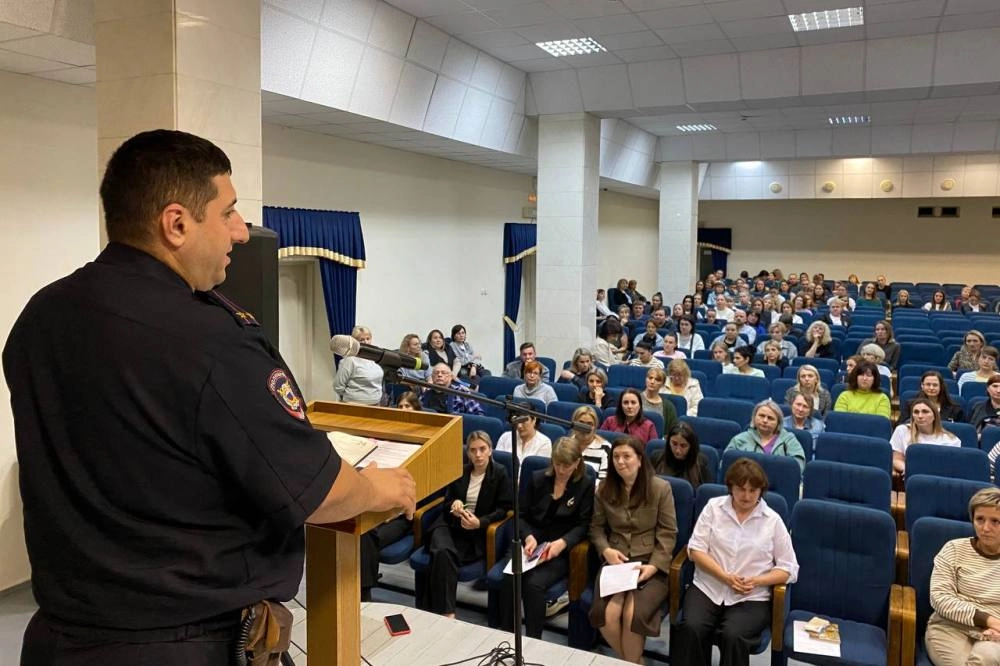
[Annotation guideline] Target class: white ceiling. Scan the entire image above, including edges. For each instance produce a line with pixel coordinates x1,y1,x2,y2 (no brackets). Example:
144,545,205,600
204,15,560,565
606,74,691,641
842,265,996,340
0,22,95,85
385,0,1000,71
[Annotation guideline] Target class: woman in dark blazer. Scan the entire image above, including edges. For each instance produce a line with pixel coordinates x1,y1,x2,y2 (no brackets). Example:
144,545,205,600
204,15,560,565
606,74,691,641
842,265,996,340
499,438,595,638
590,436,678,663
425,431,512,617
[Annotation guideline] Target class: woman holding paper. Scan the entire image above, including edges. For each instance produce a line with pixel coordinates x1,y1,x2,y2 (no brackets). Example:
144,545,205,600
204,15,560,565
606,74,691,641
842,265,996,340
588,436,678,663
499,438,594,638
671,458,798,666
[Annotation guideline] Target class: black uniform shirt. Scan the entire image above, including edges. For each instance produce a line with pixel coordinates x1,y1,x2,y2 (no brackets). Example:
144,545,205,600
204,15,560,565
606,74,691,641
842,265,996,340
2,242,341,635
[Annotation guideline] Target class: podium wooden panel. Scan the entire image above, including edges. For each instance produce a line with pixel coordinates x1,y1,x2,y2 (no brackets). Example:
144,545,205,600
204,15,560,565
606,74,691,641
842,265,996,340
304,401,463,666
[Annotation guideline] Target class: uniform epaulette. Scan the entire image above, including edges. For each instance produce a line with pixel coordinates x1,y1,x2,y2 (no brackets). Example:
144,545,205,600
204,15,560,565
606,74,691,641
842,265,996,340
206,289,260,328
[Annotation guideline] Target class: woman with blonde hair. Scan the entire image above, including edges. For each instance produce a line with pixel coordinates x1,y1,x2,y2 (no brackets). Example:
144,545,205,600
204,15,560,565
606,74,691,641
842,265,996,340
890,398,960,479
948,330,986,375
799,320,835,359
572,405,610,483
785,364,832,415
398,333,431,382
665,359,703,417
334,325,384,405
640,367,679,435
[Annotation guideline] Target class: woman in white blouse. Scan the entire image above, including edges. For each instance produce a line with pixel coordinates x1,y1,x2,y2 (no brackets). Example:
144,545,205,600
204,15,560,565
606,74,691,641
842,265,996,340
676,316,704,355
890,398,960,481
495,414,552,478
671,458,799,666
665,358,703,417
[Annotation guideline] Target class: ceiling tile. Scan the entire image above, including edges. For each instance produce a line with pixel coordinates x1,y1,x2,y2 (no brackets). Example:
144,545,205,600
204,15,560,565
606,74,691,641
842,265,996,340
543,0,633,20
938,11,1000,31
731,33,798,50
783,0,857,11
459,0,538,9
0,47,66,73
706,0,787,22
480,42,544,61
655,23,727,44
484,2,560,28
508,56,573,71
945,0,1000,13
795,25,865,45
515,21,584,42
0,21,41,42
572,13,648,36
615,45,678,62
720,16,792,37
559,51,623,66
384,0,470,18
460,30,531,50
637,5,715,29
427,11,499,34
866,0,946,23
33,64,95,84
672,39,736,57
597,30,663,50
621,0,704,9
1,34,93,66
864,17,940,38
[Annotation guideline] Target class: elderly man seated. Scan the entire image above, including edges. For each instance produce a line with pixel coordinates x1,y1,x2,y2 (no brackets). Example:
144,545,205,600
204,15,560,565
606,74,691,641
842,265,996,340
421,364,485,415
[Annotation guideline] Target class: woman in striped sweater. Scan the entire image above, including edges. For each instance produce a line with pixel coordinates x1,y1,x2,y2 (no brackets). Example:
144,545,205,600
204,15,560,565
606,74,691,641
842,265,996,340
926,487,1000,665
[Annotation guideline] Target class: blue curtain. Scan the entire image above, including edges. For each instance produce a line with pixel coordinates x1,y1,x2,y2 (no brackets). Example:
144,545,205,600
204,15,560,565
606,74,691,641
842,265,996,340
697,228,731,277
503,223,537,366
262,206,366,337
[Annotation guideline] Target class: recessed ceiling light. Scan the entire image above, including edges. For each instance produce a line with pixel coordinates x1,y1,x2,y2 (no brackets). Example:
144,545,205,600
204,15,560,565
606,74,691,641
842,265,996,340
828,115,871,126
535,37,607,57
788,7,863,32
676,124,717,133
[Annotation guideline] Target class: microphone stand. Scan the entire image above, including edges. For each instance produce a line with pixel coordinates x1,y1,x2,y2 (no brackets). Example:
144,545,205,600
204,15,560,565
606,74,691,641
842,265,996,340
397,375,592,666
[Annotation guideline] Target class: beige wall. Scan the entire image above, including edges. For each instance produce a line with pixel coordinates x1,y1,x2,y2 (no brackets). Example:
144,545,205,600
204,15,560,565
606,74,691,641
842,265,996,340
0,72,99,589
700,198,1000,284
597,189,659,297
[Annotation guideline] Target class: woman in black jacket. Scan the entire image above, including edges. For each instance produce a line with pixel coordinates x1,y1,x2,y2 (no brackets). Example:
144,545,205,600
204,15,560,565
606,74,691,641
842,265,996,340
499,438,595,637
425,431,512,617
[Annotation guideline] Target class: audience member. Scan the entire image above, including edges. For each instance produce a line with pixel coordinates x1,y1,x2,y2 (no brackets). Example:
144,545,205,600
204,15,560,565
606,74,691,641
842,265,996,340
578,369,614,410
856,282,884,309
334,325,384,405
924,488,1000,665
559,348,594,392
426,328,459,375
450,324,490,387
639,368,679,435
900,371,964,423
676,316,704,355
496,414,553,465
499,438,594,639
630,341,664,370
858,343,894,395
608,278,633,309
632,322,664,355
712,342,734,372
589,436,677,663
714,296,736,322
665,359,703,417
655,333,686,363
513,360,558,405
784,391,824,445
593,319,627,366
504,342,550,380
396,390,422,411
424,431,512,617
671,458,798,666
652,422,711,489
572,405,610,484
599,388,658,443
856,320,901,369
821,300,851,328
759,341,788,371
724,345,765,378
732,310,757,344
398,333,431,384
725,400,806,471
892,289,917,311
958,346,999,393
962,290,989,314
834,361,891,419
826,283,856,310
421,364,485,415
923,289,952,311
799,321,835,359
756,322,797,360
949,330,986,375
890,398,960,481
711,323,744,353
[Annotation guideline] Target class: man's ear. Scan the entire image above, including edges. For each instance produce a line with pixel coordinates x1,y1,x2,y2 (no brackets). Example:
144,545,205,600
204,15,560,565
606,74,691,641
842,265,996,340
158,203,188,249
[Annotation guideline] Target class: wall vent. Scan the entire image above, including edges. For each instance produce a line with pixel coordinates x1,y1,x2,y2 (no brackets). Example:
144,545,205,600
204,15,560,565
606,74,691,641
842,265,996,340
917,206,960,218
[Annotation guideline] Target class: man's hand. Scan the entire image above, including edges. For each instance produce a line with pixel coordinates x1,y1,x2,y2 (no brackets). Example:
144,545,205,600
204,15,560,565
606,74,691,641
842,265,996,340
360,462,416,519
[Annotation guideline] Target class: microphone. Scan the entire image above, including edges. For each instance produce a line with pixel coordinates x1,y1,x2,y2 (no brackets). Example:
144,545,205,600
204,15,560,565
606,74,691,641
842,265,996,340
329,335,424,370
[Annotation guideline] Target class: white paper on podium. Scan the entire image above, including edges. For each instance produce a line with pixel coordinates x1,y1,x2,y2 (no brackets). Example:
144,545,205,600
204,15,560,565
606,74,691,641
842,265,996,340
792,621,841,657
599,563,641,597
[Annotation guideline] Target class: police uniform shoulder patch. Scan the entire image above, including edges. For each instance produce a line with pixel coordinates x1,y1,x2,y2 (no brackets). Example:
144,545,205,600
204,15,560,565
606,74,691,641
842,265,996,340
209,289,260,328
268,369,306,420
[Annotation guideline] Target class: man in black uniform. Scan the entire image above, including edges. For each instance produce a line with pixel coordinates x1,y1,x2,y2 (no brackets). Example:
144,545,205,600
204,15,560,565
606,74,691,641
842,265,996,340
3,129,416,665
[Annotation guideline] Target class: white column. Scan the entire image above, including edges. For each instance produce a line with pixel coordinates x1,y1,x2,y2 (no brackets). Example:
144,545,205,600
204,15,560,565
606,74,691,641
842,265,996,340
658,162,699,308
535,113,601,366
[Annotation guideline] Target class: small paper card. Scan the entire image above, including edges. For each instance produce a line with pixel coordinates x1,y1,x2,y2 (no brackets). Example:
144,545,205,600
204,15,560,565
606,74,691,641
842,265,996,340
599,563,641,597
793,620,842,657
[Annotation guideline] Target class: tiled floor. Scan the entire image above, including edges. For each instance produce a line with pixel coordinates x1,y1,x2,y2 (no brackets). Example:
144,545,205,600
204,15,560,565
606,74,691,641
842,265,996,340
0,567,800,666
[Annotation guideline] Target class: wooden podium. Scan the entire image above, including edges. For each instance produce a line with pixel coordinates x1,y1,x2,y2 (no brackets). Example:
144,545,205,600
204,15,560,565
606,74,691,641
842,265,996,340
304,401,463,665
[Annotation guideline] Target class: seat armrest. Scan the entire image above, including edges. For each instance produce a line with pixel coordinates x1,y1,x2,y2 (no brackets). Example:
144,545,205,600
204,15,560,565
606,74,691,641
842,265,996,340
897,585,916,666
486,511,514,570
890,584,913,666
669,549,688,624
892,491,906,531
569,541,591,601
412,497,444,548
772,583,787,652
896,530,910,586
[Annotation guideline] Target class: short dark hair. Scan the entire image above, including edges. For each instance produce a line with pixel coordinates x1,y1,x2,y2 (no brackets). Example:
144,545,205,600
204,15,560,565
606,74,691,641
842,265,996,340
100,129,232,245
724,457,769,491
848,360,882,391
519,341,535,352
450,324,465,337
635,340,653,353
